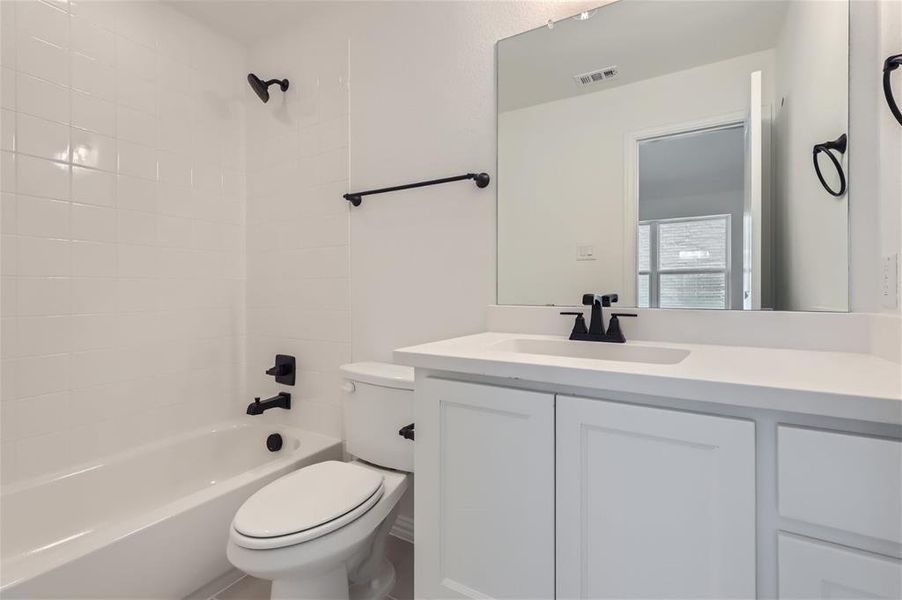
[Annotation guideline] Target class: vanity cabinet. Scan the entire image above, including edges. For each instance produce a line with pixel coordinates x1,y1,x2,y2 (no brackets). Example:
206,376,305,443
415,379,757,599
556,396,756,599
414,377,555,599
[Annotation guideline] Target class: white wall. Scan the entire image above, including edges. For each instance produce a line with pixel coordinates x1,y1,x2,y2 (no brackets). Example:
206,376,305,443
0,0,247,484
772,0,849,311
498,51,775,306
850,0,902,315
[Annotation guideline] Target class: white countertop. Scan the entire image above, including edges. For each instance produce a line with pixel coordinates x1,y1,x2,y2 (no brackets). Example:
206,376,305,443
394,332,902,425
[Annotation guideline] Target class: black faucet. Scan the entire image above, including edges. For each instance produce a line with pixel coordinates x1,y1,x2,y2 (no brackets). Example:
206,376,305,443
247,392,291,415
560,293,637,343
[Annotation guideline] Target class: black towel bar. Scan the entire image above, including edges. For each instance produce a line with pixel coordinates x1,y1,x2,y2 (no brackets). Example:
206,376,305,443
343,172,490,206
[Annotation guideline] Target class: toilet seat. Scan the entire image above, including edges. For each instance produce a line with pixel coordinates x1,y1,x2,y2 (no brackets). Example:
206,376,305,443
231,461,385,550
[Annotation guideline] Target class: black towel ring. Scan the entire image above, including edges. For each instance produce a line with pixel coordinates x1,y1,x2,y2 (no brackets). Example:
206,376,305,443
885,54,902,126
812,133,847,197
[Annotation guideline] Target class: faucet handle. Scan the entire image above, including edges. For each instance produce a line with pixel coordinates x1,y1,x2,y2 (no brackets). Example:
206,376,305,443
605,313,637,343
560,311,588,337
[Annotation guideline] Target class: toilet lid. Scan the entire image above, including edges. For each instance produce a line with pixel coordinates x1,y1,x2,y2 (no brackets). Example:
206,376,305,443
233,461,385,539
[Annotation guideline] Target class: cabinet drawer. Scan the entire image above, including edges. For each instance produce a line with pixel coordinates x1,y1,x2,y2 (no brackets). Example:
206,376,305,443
778,426,902,543
778,533,902,599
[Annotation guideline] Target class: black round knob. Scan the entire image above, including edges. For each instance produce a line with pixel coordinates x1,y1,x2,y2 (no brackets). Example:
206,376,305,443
266,433,283,452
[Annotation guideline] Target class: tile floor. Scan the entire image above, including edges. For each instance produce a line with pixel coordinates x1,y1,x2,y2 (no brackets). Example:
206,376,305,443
209,536,413,600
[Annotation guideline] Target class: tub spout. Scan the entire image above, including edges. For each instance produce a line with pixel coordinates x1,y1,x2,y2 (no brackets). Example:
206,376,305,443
247,392,291,415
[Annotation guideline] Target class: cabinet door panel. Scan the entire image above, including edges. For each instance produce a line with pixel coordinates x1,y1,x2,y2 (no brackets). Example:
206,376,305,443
556,396,756,599
778,533,902,599
415,377,554,599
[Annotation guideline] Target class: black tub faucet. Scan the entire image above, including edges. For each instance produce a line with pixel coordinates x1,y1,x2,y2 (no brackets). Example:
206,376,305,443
247,392,291,415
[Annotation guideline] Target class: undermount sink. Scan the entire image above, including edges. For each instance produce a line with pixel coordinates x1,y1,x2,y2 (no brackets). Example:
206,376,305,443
492,338,691,365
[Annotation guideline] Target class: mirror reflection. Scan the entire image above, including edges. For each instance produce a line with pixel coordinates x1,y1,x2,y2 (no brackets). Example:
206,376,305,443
497,0,849,311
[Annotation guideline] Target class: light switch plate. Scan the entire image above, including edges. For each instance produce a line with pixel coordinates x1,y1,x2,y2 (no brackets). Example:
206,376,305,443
576,244,596,261
881,253,898,309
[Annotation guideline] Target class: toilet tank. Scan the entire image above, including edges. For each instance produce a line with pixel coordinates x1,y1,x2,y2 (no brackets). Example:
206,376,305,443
339,362,414,472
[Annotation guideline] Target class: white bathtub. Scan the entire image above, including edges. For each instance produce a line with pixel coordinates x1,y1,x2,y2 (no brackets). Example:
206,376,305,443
0,418,342,599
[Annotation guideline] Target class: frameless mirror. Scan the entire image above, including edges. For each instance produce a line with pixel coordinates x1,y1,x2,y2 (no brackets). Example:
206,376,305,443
497,0,849,311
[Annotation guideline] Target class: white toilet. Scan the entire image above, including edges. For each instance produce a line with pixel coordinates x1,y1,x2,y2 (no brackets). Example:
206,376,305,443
227,362,415,600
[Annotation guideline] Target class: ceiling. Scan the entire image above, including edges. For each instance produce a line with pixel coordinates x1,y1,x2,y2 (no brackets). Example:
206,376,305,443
498,0,789,112
166,0,332,45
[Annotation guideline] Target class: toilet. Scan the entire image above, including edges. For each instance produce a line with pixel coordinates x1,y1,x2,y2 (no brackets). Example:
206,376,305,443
227,362,415,600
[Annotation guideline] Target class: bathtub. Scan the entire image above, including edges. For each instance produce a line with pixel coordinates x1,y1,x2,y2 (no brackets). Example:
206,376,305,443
0,418,342,599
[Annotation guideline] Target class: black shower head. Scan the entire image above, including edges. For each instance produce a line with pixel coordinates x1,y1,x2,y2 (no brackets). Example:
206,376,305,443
247,73,290,103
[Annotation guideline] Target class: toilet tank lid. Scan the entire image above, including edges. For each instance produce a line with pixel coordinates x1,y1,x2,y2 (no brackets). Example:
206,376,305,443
340,362,414,390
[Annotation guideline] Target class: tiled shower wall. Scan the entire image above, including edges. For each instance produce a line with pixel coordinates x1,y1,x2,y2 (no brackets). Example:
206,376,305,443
0,0,248,484
244,31,349,438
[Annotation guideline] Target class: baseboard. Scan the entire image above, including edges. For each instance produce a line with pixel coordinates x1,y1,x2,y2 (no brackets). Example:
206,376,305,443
391,514,414,544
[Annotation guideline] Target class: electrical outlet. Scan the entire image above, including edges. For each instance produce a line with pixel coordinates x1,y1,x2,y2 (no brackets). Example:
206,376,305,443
881,253,898,309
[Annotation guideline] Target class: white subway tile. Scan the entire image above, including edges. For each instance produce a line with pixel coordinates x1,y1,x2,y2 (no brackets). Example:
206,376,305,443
117,174,156,212
71,52,116,100
16,113,70,161
0,2,16,70
15,352,68,398
71,90,116,136
117,140,156,179
116,72,156,115
70,15,115,66
69,313,120,350
16,34,68,87
0,233,17,276
117,209,156,245
71,128,117,171
16,315,71,357
117,105,157,146
71,202,116,241
1,151,15,193
15,391,72,439
17,236,70,277
1,67,16,110
15,0,69,51
17,276,70,315
70,240,117,277
16,154,68,200
115,34,156,81
16,195,69,238
118,243,157,278
156,151,192,187
1,109,14,152
70,277,117,314
16,72,69,124
72,165,116,206
1,193,17,234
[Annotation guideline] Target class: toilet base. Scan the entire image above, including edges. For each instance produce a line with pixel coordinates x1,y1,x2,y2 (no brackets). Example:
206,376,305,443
269,558,395,600
350,558,396,600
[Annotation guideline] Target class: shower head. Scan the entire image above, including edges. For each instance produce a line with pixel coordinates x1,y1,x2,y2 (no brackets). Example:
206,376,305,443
247,73,290,103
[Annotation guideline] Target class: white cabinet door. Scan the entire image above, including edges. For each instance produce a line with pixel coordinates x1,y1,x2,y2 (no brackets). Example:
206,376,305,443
556,396,756,599
414,377,555,599
778,533,902,599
